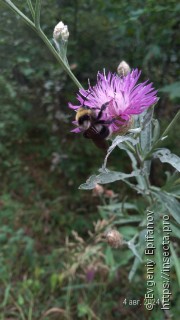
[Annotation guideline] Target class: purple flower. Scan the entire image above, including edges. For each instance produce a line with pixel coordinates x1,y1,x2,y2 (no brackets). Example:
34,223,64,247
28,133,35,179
86,268,96,283
69,69,158,134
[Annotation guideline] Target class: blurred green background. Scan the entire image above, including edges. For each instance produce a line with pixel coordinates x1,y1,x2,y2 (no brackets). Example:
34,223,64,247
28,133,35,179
0,0,179,319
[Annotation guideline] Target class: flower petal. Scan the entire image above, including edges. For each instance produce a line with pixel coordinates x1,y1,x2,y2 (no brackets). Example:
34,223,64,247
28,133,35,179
71,127,81,133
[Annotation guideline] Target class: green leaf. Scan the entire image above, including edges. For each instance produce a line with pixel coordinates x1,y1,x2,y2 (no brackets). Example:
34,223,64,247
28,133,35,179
153,148,180,172
78,174,98,189
139,108,154,152
114,217,142,224
77,303,89,317
103,134,138,170
119,226,138,239
114,250,134,270
128,256,141,282
128,241,142,262
0,284,11,308
170,244,180,287
162,171,180,197
128,230,145,281
18,294,24,306
50,273,58,291
79,170,141,190
152,119,161,143
99,202,138,212
153,191,180,224
105,247,115,267
139,108,154,176
170,223,180,239
154,235,163,300
144,110,180,160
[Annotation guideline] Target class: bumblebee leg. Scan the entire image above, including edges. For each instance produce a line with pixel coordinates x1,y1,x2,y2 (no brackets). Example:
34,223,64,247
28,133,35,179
96,118,116,125
80,91,91,108
97,100,112,120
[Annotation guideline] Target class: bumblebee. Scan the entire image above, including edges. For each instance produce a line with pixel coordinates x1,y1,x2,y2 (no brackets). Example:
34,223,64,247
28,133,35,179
75,101,112,151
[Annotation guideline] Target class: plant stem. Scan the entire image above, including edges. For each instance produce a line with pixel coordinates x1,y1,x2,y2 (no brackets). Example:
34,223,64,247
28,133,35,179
3,0,35,30
37,30,83,88
2,0,83,89
162,109,180,137
28,299,34,320
134,145,154,204
27,0,35,19
35,0,42,29
124,141,136,154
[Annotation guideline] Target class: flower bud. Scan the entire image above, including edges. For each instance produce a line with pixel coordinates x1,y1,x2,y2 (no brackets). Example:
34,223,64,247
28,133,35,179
92,184,104,197
104,229,123,248
60,25,69,41
53,21,69,41
104,189,117,198
117,61,131,77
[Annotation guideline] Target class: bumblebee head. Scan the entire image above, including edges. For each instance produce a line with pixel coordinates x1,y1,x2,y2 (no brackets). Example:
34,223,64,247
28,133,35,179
75,107,94,130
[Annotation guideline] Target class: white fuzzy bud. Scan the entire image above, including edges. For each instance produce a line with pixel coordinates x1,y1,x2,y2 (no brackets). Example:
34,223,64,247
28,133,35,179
117,61,131,77
53,21,69,41
60,25,69,41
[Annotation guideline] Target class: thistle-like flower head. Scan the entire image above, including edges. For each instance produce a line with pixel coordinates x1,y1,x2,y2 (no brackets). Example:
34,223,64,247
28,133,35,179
69,69,158,134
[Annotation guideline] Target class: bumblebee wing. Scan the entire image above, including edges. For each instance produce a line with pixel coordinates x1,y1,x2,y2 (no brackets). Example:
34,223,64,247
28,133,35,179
91,136,109,152
83,126,98,139
83,126,109,152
